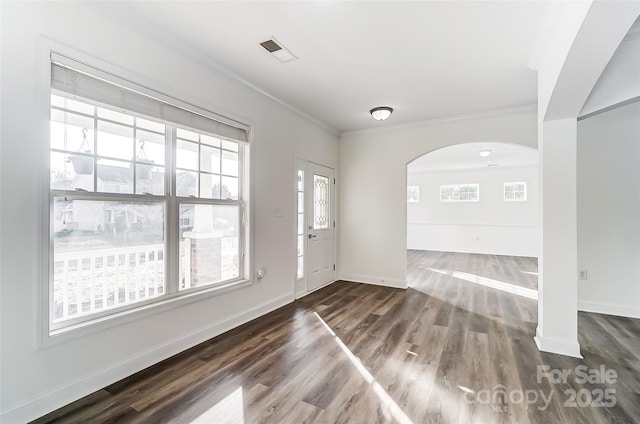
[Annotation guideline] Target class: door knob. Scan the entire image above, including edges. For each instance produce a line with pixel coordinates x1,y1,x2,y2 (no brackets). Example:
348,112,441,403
308,234,317,239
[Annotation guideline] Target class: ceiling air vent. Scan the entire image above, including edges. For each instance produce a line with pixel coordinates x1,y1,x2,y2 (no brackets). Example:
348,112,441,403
260,38,297,63
260,39,281,53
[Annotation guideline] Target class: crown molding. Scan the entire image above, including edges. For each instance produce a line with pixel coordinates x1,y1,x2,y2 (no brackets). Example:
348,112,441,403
89,3,339,137
340,103,537,138
89,3,542,140
192,54,340,137
410,162,538,174
578,96,640,121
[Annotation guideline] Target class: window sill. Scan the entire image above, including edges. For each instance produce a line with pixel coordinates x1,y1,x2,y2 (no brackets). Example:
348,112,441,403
42,278,253,348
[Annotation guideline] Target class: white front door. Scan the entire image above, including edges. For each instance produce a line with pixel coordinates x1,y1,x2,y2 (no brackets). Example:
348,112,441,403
307,162,335,291
295,161,335,295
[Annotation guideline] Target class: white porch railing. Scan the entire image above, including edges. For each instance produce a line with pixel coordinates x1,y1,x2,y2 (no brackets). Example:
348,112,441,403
53,243,167,322
53,238,237,323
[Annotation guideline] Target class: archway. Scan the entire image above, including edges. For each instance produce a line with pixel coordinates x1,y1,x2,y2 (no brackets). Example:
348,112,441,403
405,142,539,302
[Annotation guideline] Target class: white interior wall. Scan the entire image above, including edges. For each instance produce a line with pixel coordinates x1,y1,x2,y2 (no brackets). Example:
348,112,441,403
339,109,537,288
0,2,338,421
534,1,640,359
577,101,640,318
407,165,538,257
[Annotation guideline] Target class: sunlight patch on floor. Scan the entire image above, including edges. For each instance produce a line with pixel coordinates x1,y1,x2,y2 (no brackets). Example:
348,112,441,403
450,271,538,300
423,267,538,300
421,266,449,275
314,312,414,424
457,385,474,394
190,386,245,424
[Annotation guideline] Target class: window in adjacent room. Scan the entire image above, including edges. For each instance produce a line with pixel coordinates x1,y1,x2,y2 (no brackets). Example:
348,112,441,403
407,186,420,203
440,184,479,202
504,182,527,201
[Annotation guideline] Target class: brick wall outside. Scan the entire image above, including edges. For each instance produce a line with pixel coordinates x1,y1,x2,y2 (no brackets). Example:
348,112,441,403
188,237,222,287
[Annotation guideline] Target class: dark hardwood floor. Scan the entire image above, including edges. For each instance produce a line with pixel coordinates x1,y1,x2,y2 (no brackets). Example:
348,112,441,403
34,250,640,423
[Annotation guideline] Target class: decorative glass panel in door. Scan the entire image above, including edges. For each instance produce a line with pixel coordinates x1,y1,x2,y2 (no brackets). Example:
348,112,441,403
307,163,335,291
313,175,330,230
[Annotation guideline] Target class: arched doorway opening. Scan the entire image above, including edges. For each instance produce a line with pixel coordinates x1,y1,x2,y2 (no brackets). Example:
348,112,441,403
406,141,539,306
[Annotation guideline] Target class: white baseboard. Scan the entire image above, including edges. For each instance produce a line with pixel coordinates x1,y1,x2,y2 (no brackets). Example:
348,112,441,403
1,293,294,424
578,300,640,319
294,279,338,300
338,273,407,289
534,327,583,358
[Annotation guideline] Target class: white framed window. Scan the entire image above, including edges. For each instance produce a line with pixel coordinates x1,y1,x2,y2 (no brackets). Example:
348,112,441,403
49,56,250,331
504,182,527,201
296,170,305,279
407,186,420,203
440,184,479,202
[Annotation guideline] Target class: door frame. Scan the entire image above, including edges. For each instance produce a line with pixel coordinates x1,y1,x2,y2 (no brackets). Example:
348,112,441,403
294,156,337,299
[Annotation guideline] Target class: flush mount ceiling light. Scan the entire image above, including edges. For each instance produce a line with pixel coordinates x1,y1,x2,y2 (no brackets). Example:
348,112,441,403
479,149,492,158
370,106,393,121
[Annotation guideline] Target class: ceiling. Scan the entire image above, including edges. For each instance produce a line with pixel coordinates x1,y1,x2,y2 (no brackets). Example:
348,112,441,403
408,142,537,172
102,1,552,133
